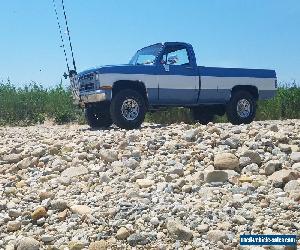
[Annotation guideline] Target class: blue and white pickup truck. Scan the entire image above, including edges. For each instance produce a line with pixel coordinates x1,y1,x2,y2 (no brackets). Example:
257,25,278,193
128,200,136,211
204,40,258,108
71,42,277,129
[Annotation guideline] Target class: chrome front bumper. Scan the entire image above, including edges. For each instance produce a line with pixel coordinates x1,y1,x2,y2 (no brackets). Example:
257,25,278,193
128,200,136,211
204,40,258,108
76,90,112,105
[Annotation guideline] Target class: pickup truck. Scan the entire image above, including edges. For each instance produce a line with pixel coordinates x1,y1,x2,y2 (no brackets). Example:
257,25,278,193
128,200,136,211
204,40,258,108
71,42,277,129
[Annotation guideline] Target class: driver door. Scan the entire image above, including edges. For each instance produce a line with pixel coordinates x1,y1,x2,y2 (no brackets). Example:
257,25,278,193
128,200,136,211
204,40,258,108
157,45,198,105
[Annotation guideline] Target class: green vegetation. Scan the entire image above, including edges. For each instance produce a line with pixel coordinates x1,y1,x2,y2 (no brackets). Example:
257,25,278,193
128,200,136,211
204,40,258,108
0,81,82,126
0,81,299,126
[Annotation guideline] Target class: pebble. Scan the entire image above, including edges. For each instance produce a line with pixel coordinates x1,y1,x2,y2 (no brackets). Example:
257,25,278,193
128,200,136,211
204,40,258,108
204,170,228,183
7,220,21,231
116,227,130,240
214,153,239,170
166,220,193,241
31,207,47,221
16,237,40,250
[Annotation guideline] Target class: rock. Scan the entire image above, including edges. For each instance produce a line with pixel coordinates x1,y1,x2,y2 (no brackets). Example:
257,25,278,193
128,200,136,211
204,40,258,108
7,220,21,231
99,149,118,162
278,144,291,153
16,180,27,188
284,180,300,193
239,176,253,183
51,199,69,211
168,163,184,176
214,153,239,170
99,173,110,184
8,209,22,218
136,179,155,188
116,227,130,240
292,162,300,172
3,154,21,163
70,205,92,216
232,215,247,224
264,161,279,176
89,240,107,250
183,129,199,141
269,124,279,132
197,224,209,233
31,207,47,220
17,237,40,250
241,163,259,174
240,150,261,165
224,138,239,149
166,220,193,241
58,209,68,221
39,191,54,200
268,170,299,187
204,170,228,183
68,241,84,250
61,166,88,178
123,158,139,169
291,152,300,162
182,184,192,193
239,157,252,168
41,234,54,243
150,217,160,226
17,157,34,169
207,230,228,242
127,233,149,246
31,147,46,157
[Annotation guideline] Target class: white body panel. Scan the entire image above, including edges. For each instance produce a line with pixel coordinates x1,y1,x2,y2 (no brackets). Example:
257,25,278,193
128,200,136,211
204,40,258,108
201,76,277,91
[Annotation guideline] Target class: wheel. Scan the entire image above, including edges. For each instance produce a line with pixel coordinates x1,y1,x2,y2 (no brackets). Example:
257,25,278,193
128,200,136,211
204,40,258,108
110,89,146,129
226,90,256,125
85,102,113,128
191,107,214,125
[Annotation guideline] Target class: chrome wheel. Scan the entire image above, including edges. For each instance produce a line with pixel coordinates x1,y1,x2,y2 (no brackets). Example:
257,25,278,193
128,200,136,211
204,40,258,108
237,99,251,118
121,98,139,121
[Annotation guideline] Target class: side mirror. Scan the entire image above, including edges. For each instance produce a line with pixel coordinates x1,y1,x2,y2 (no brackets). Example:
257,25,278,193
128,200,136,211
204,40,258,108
167,55,179,65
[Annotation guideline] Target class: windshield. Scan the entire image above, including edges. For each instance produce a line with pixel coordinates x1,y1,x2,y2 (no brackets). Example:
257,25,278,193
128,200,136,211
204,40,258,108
129,43,163,65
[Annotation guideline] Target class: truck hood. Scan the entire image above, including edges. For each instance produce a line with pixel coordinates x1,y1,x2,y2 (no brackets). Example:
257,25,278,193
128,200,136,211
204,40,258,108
78,64,134,76
78,64,156,77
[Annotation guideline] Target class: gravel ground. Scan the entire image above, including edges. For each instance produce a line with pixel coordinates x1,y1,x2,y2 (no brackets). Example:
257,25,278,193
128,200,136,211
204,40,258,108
0,120,299,250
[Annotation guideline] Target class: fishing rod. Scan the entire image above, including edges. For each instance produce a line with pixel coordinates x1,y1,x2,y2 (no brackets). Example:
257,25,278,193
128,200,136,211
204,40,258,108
52,0,77,78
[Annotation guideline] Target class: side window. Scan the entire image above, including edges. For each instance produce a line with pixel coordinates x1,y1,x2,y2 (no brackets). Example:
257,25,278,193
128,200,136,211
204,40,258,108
162,47,190,66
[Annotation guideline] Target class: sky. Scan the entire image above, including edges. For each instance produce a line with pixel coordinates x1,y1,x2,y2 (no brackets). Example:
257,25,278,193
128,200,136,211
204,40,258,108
0,0,299,87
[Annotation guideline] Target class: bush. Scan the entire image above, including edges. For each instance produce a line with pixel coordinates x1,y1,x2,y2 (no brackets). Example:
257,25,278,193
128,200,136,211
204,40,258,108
0,81,82,126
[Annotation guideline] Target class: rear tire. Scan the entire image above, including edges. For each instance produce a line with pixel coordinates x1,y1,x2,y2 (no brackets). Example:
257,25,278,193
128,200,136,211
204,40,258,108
85,102,113,128
191,107,214,125
226,91,256,125
110,89,146,130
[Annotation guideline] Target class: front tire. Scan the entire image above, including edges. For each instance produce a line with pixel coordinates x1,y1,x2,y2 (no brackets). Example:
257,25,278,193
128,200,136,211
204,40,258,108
226,91,256,125
110,89,146,129
85,102,113,128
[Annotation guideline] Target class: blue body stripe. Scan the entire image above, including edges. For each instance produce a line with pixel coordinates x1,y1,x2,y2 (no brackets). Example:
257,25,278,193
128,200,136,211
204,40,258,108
198,66,276,78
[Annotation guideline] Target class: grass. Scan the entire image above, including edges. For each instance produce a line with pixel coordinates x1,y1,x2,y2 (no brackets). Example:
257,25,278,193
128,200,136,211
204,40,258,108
0,81,299,126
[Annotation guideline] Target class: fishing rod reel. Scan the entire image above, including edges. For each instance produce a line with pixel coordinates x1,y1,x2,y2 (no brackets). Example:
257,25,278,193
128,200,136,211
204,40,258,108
63,69,77,79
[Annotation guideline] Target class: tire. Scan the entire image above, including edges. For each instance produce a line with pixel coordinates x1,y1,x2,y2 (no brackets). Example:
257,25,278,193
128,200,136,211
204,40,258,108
191,107,214,125
110,89,146,129
85,102,113,128
226,90,256,125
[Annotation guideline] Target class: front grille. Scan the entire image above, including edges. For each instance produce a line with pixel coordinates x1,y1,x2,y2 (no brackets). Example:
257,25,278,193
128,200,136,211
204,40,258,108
78,73,95,92
80,82,95,92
